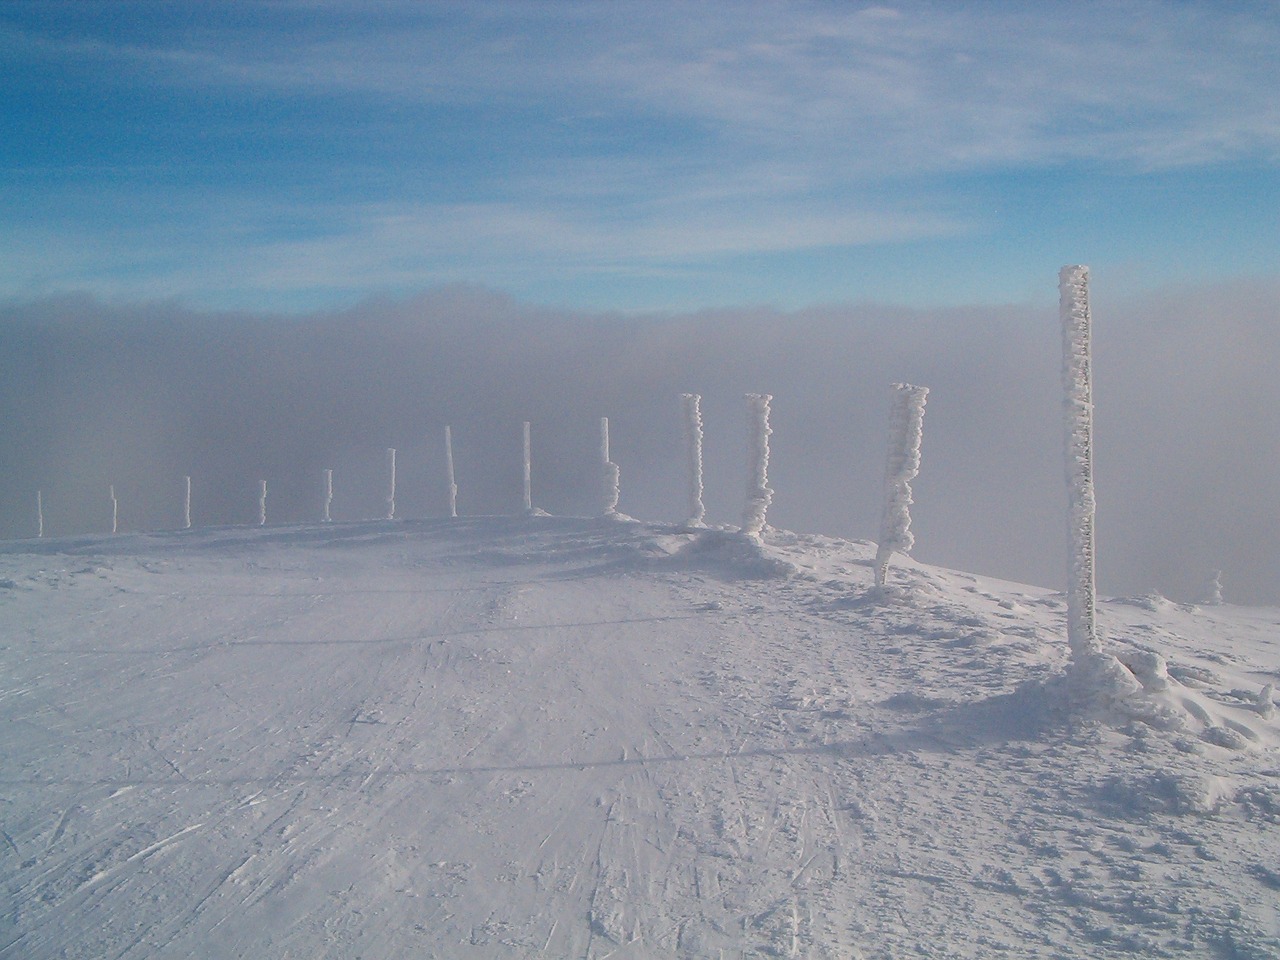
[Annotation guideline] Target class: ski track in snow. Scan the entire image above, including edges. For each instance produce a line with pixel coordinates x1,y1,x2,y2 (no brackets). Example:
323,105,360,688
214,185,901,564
0,516,1277,958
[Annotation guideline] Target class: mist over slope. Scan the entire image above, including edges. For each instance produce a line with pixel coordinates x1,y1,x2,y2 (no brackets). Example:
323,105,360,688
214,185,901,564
2,277,1278,602
1,516,1278,957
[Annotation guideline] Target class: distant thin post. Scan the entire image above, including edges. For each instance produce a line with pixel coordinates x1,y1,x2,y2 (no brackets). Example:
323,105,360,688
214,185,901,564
37,490,43,538
386,447,397,520
110,484,118,534
444,426,458,518
600,416,620,516
522,421,533,513
184,476,192,530
322,469,333,522
259,480,267,526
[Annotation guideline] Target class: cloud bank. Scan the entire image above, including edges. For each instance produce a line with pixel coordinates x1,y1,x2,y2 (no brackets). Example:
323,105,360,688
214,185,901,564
3,276,1276,604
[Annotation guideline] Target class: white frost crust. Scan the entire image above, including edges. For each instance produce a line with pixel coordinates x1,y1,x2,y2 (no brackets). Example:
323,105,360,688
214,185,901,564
444,426,458,519
322,469,333,523
741,393,774,538
681,394,706,527
386,447,397,521
1059,265,1102,663
599,417,621,516
875,383,929,587
522,421,533,514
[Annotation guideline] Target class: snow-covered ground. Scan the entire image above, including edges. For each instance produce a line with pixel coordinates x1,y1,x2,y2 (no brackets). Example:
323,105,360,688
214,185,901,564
1,516,1277,958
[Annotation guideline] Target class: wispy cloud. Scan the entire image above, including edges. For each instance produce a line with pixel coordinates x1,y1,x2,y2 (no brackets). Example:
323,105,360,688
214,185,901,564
1,2,1276,308
13,1,1275,171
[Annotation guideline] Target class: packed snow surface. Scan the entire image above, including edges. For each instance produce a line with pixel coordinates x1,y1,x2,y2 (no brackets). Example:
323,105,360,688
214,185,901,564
1,516,1278,958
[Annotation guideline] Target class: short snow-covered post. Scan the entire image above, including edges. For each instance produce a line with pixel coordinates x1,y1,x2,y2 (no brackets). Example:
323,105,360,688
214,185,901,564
385,447,397,520
681,394,706,527
444,426,458,518
110,485,118,534
600,417,621,516
184,476,192,530
37,490,44,538
322,469,333,522
741,393,773,538
1204,570,1224,606
258,480,268,526
522,421,533,513
874,383,929,588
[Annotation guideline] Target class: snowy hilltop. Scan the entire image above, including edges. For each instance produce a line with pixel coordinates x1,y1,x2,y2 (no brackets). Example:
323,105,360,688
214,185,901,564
1,516,1278,958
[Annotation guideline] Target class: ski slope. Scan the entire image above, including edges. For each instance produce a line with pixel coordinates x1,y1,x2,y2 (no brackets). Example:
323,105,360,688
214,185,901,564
1,516,1278,958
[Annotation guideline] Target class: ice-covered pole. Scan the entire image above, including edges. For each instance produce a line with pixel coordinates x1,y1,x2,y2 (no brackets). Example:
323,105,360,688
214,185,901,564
1059,265,1103,662
184,476,192,530
522,421,533,513
385,447,396,520
322,468,333,522
110,484,118,535
741,393,774,538
258,480,267,526
36,490,43,538
444,426,458,518
681,394,706,527
874,383,929,588
600,417,621,516
1204,570,1224,606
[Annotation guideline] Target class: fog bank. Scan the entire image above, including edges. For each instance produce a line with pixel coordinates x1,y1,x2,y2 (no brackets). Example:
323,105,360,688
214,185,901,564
2,279,1276,603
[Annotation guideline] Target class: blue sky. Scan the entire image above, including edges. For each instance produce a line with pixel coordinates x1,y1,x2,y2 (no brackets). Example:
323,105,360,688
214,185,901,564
2,0,1278,312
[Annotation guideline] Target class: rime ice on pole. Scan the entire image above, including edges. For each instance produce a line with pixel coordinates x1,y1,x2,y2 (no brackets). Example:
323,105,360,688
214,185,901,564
741,393,774,538
184,476,192,530
681,394,706,528
259,480,268,526
386,447,397,521
600,417,621,517
109,484,118,535
1059,265,1103,662
522,421,533,514
322,469,333,523
1059,266,1141,703
444,426,458,519
874,383,929,588
36,490,43,539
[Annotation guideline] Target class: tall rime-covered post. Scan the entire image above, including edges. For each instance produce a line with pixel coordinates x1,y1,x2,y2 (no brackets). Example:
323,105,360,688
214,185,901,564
322,469,333,522
37,490,44,538
385,447,397,520
110,485,118,534
875,383,929,588
741,393,774,538
600,417,621,516
184,476,192,530
522,422,533,513
258,480,268,526
681,394,706,527
1059,266,1103,662
444,426,458,518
